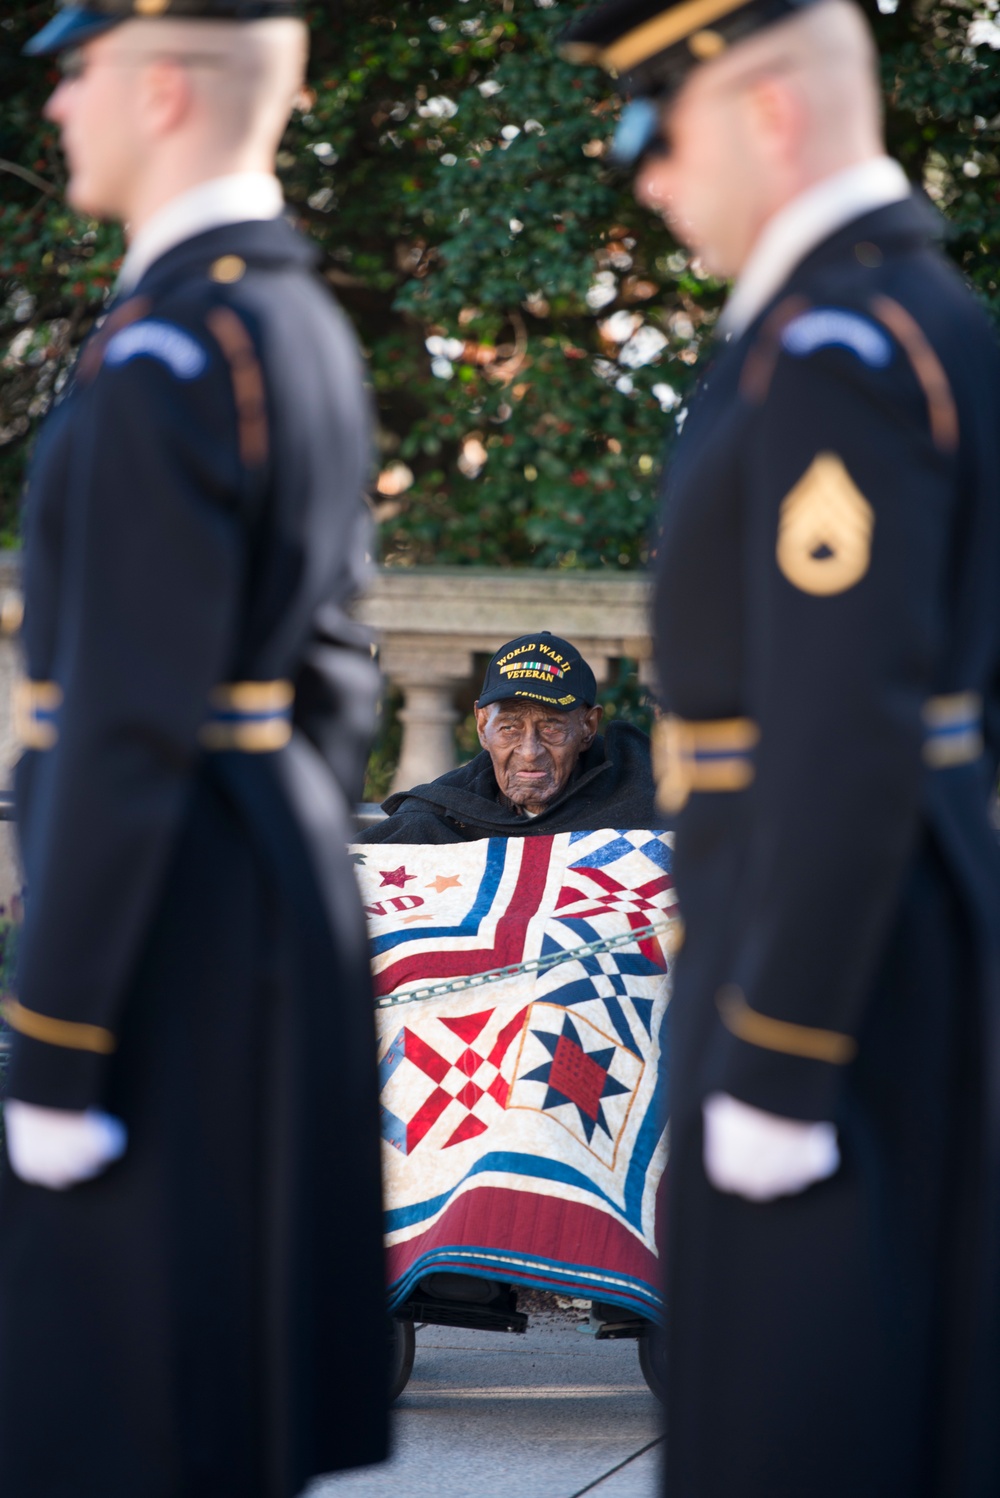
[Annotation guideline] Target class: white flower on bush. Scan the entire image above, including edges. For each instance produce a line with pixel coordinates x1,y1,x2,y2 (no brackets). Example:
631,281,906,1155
969,17,1000,46
426,335,465,361
377,462,415,496
586,272,618,311
458,436,488,478
652,382,681,412
418,96,459,120
600,310,642,344
619,326,669,369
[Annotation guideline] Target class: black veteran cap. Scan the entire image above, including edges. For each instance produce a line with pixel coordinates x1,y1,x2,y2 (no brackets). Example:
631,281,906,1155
560,0,824,162
478,633,597,714
26,0,301,56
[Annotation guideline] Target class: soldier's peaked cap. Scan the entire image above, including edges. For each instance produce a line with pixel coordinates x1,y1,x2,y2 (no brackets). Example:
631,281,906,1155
560,0,825,102
26,0,301,57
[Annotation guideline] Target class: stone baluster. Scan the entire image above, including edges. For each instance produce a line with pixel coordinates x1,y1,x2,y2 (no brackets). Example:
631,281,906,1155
378,645,474,793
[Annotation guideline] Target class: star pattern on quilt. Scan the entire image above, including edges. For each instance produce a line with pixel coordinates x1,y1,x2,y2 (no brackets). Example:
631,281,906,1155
379,1005,529,1156
426,874,462,892
520,1012,629,1144
380,865,417,888
508,1001,644,1166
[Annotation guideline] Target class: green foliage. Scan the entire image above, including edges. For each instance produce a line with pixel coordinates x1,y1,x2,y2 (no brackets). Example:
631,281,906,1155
362,682,403,802
0,0,997,568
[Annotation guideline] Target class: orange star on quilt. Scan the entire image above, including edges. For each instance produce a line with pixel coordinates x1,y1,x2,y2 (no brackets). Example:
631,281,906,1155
426,874,462,893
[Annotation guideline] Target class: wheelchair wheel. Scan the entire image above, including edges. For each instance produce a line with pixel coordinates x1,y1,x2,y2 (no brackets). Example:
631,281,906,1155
638,1324,667,1404
388,1317,415,1403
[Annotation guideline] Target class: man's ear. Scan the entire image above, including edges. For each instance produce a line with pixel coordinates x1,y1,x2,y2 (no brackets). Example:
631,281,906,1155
744,74,804,170
581,704,603,746
474,700,490,749
138,57,195,140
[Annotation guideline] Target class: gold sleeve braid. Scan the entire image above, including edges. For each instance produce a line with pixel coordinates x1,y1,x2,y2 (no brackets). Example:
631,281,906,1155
1,998,117,1055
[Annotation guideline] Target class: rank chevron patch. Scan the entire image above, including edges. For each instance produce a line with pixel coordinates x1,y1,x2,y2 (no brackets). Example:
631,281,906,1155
777,451,874,596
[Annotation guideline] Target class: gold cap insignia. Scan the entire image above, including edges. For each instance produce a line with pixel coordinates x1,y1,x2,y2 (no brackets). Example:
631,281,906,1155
134,0,171,14
776,452,874,596
210,255,247,284
558,41,603,64
688,29,726,58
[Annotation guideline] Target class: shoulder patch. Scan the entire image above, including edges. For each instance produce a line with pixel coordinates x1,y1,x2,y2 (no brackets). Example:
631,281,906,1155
780,308,892,370
103,320,207,380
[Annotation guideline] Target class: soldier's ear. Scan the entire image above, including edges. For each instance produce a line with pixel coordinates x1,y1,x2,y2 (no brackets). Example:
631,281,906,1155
137,55,196,142
474,701,490,748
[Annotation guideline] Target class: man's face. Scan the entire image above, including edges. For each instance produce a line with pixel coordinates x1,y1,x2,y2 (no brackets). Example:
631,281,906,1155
45,32,148,219
475,699,603,816
633,67,763,279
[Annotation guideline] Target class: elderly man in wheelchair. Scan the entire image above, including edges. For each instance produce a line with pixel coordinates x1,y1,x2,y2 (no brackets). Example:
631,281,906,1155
353,635,673,1402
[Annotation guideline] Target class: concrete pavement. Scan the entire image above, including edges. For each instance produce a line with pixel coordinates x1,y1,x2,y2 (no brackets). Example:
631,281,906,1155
313,1309,663,1498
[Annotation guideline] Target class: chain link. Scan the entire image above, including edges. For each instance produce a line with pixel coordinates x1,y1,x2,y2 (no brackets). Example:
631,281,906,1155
373,919,677,1010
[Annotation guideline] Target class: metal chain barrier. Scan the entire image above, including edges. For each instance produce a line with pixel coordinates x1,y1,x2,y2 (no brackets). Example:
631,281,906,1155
373,918,679,1010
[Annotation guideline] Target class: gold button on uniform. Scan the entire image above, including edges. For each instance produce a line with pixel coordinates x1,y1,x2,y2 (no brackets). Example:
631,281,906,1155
210,255,247,284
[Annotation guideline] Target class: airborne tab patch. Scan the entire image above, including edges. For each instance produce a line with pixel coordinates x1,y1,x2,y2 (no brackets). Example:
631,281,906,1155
781,309,892,369
104,320,207,380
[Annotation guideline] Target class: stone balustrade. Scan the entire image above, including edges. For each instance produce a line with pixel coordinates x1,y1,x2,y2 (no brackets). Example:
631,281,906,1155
353,567,654,792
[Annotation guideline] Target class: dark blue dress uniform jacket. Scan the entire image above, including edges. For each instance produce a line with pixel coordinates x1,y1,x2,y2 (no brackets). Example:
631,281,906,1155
653,196,1000,1498
0,218,389,1498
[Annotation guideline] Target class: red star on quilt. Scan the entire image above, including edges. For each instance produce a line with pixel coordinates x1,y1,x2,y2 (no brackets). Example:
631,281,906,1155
379,865,417,888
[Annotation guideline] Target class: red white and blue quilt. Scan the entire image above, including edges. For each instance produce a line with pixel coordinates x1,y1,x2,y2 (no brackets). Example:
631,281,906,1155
351,829,677,1319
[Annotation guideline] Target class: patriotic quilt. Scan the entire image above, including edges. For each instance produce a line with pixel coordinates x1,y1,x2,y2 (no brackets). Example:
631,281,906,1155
350,828,678,1320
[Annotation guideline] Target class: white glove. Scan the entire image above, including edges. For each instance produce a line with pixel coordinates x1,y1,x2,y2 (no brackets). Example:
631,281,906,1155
4,1100,128,1190
703,1091,840,1202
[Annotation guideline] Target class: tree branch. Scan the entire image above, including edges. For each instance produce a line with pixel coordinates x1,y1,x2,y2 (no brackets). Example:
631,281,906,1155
0,159,58,197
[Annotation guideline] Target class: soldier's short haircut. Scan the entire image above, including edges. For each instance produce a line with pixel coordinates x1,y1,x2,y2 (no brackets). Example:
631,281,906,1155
115,16,308,149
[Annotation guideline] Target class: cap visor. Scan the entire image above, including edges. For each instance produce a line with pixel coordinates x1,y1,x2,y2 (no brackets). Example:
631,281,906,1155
478,687,582,711
24,9,120,56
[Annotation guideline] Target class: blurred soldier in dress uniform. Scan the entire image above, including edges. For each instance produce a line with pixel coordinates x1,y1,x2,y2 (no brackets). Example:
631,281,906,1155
0,5,388,1495
564,2,1000,1495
